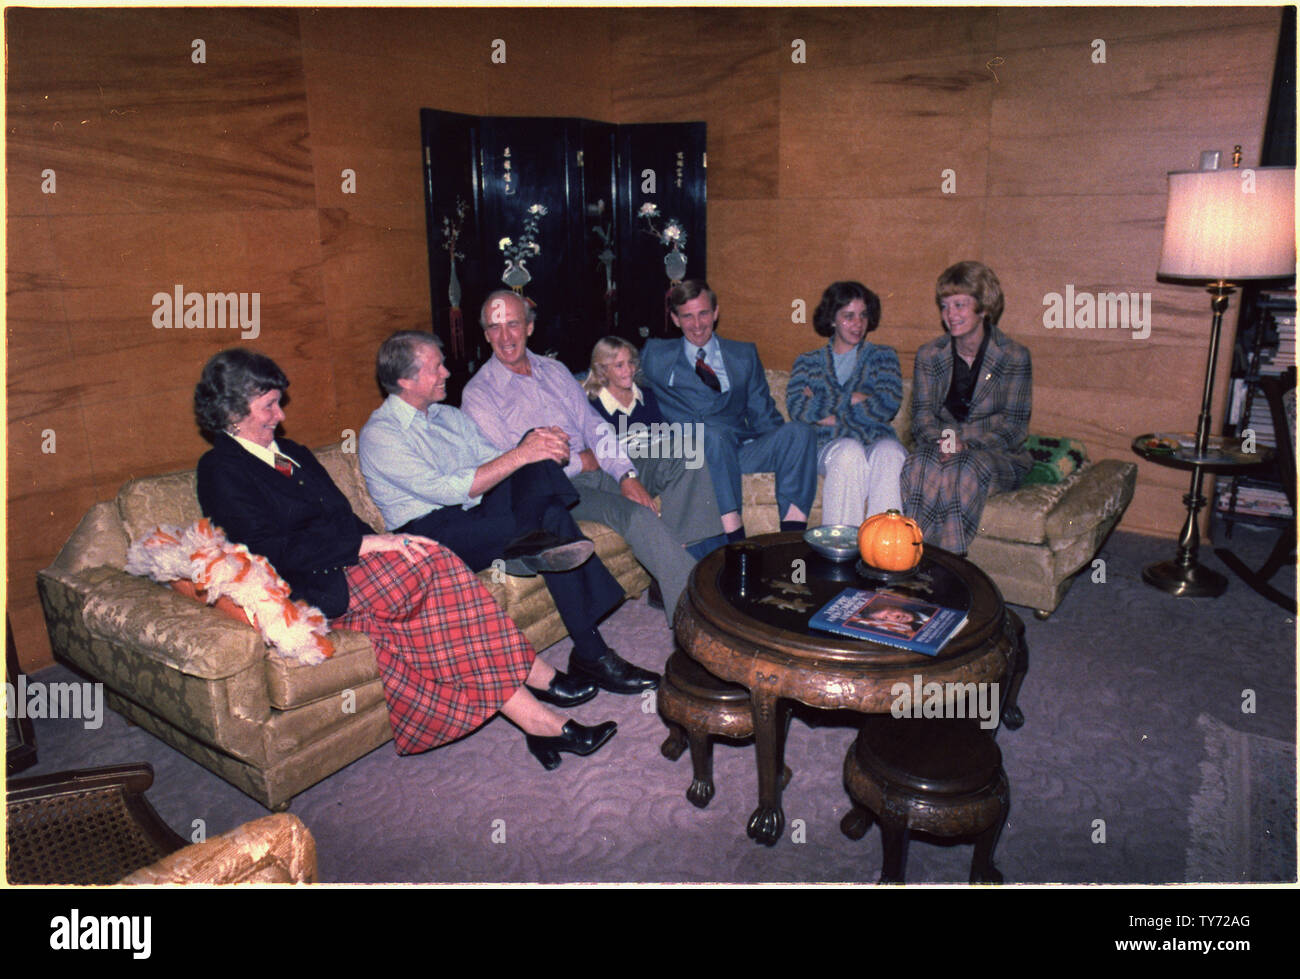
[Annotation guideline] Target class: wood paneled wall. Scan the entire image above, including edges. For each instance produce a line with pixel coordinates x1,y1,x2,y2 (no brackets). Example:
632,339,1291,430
5,7,615,669
5,7,1282,669
608,4,1280,549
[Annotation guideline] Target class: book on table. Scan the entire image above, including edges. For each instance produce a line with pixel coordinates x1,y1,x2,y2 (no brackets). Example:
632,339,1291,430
808,587,969,656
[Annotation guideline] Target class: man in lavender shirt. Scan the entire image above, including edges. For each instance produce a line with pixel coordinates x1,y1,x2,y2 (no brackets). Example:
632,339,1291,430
462,291,722,637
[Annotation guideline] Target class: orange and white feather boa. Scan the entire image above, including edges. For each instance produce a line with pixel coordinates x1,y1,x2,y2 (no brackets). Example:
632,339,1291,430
126,518,334,665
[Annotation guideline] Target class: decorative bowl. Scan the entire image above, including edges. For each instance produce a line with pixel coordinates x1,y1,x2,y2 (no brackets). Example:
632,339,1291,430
804,524,860,563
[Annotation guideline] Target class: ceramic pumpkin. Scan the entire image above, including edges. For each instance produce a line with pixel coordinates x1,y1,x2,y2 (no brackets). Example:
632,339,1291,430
857,509,924,571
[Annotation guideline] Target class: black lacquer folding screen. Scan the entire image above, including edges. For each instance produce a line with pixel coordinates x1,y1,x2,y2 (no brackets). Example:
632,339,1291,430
420,108,706,400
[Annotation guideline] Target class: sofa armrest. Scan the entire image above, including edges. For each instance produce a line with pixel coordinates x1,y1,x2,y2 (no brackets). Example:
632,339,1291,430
45,501,130,577
1041,458,1137,540
979,459,1138,545
119,813,318,884
80,569,266,679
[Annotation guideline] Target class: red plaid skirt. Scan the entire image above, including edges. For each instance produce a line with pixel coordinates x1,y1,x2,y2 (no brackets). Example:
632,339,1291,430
331,546,535,754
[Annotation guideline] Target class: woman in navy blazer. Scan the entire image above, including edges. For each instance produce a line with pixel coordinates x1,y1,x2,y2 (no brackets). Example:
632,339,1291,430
192,349,616,769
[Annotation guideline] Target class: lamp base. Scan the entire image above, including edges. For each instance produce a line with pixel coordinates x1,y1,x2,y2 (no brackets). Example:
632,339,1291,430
1141,559,1228,598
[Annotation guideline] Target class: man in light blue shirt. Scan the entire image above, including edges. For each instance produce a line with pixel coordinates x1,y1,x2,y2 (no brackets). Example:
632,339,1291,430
359,330,653,698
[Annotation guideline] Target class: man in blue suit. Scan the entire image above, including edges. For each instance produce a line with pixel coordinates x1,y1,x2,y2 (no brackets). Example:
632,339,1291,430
640,279,818,541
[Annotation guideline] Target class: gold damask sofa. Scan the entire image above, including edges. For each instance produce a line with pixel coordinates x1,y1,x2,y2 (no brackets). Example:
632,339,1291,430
37,444,649,811
742,370,1137,617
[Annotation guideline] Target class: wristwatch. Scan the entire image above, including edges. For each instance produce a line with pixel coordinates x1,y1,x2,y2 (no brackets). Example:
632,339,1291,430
620,468,638,482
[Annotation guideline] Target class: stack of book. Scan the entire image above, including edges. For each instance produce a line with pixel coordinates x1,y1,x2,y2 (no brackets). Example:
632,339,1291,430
1226,384,1277,444
1218,289,1295,526
1215,478,1293,519
1258,290,1296,378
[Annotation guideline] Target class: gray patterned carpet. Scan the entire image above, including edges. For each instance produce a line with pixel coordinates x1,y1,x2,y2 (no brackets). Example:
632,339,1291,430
11,529,1297,885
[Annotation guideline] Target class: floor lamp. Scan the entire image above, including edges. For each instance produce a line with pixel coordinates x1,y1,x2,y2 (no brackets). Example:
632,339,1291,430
1146,154,1295,597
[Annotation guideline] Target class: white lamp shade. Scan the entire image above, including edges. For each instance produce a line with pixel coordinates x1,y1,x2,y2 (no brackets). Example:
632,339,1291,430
1158,166,1296,281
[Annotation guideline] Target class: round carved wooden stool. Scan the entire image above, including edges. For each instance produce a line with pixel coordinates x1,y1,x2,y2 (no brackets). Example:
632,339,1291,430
841,714,1009,883
660,649,787,809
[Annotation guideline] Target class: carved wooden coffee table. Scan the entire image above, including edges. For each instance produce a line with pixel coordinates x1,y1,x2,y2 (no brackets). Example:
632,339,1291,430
673,533,1025,846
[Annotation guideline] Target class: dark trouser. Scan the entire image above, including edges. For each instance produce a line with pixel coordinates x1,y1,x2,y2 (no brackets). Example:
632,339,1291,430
396,461,623,664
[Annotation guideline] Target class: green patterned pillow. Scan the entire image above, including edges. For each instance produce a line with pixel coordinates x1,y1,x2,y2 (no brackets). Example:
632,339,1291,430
1021,435,1088,486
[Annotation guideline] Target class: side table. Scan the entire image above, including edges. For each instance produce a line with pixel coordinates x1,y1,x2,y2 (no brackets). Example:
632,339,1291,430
1132,432,1274,597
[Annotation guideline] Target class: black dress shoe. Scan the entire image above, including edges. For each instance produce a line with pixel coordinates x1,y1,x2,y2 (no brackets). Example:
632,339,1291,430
526,671,599,708
501,531,595,576
526,719,618,771
569,650,660,694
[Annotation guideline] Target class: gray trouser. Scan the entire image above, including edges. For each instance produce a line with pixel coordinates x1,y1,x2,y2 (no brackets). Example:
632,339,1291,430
635,449,724,545
570,468,703,627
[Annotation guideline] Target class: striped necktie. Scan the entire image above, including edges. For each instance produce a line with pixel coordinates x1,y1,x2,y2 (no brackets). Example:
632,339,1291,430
694,349,722,392
274,453,294,477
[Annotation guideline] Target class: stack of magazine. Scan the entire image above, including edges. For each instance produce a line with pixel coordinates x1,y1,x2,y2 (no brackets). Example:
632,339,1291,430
808,587,969,656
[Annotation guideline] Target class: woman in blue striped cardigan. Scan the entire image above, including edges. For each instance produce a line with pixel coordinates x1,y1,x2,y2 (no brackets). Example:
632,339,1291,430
787,282,907,527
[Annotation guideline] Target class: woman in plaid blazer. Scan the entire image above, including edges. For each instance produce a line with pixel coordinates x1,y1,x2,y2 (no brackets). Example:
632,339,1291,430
193,349,616,770
901,262,1033,554
787,281,908,526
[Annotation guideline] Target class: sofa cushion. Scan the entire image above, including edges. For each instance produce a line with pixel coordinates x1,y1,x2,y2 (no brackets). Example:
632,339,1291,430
312,442,385,532
742,472,825,535
264,628,379,711
117,445,381,549
81,569,264,679
117,470,202,545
